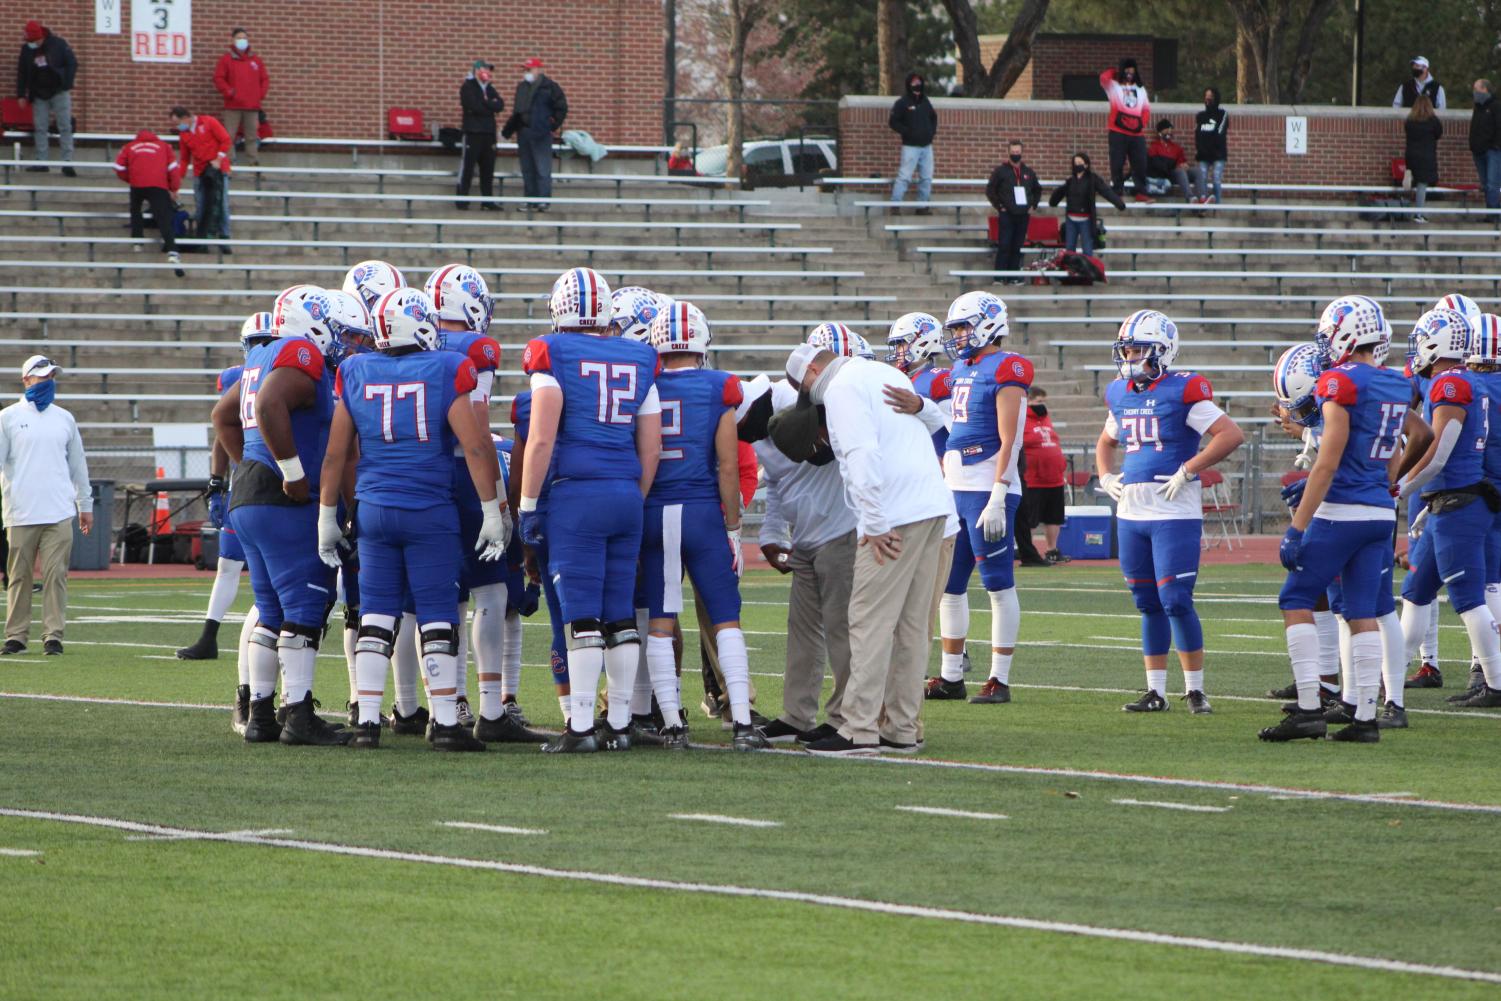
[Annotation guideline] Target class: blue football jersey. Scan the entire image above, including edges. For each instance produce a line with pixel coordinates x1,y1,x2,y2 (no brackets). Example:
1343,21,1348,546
240,337,335,491
1424,368,1489,493
337,350,477,509
521,333,658,483
217,365,243,393
649,367,742,506
511,391,554,505
1479,371,1501,485
1313,363,1409,508
1106,371,1216,484
912,365,953,457
947,350,1033,465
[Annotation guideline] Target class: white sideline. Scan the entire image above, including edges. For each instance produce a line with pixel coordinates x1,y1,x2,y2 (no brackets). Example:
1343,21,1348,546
0,806,1497,985
1112,799,1233,814
441,821,548,836
669,813,783,828
894,805,1008,821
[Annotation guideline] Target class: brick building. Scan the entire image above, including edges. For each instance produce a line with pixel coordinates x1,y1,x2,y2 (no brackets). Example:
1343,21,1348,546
982,34,1166,101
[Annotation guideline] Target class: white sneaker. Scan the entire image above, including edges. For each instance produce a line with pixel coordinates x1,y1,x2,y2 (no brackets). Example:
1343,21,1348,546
167,251,181,264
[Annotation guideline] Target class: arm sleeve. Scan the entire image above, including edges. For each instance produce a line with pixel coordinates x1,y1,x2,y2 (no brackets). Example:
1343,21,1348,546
470,369,494,404
1393,86,1405,108
58,39,76,90
67,415,92,514
1098,174,1126,210
1049,182,1065,207
823,381,889,537
985,166,1003,209
214,54,232,98
1435,85,1446,110
915,397,950,434
551,82,568,127
113,146,129,182
1405,417,1463,494
257,57,270,102
271,338,325,380
737,440,757,510
460,80,484,116
758,477,793,548
529,372,560,392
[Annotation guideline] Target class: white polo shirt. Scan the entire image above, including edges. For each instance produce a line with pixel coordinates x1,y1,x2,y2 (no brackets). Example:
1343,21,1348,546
0,398,92,527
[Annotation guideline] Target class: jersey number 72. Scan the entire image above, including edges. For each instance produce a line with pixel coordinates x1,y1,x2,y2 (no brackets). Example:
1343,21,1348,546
580,362,638,425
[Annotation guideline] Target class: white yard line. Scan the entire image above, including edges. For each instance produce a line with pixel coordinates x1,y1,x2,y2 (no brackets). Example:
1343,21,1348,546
894,805,1008,821
0,847,41,857
1004,681,1501,721
669,813,783,829
0,806,1497,985
1112,799,1233,814
440,821,548,836
127,827,293,842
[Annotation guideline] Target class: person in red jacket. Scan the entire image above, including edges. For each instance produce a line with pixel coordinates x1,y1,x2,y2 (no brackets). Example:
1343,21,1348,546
1100,58,1153,203
113,129,182,266
170,105,232,251
1146,119,1205,203
213,28,269,165
1018,387,1070,566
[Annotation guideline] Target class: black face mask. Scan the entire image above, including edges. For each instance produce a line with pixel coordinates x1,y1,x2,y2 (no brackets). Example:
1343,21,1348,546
1205,100,1217,110
1413,68,1424,79
1009,153,1021,163
1030,404,1047,418
1073,164,1086,175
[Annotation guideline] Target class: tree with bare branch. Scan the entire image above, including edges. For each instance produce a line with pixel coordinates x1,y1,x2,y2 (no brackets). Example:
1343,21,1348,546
877,0,909,95
940,0,1050,98
1224,0,1341,102
726,0,769,183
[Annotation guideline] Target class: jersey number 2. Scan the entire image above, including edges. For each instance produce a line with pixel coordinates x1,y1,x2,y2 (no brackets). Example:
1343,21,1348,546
364,383,429,443
660,400,684,460
580,362,638,425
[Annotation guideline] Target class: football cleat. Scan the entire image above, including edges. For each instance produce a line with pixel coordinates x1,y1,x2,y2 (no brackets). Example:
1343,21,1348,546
1183,690,1213,715
430,722,486,752
242,694,282,743
627,714,667,747
1323,701,1356,725
386,704,429,735
474,712,548,744
700,692,726,720
758,719,805,743
541,729,599,754
232,685,250,736
345,700,359,728
279,693,351,746
176,632,218,660
1376,702,1409,729
658,725,690,750
1326,719,1380,743
599,725,633,752
502,698,531,727
1266,682,1297,700
969,678,1011,704
924,677,967,700
1122,690,1168,713
960,649,973,674
350,721,382,748
1454,685,1501,708
1404,663,1443,689
732,722,771,751
1446,666,1486,702
1258,710,1327,742
454,697,476,728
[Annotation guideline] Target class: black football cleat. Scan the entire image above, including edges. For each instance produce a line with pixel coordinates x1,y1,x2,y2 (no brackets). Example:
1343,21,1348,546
501,698,531,727
969,678,1011,704
960,649,973,674
924,677,967,700
454,697,476,728
1404,663,1443,689
1454,685,1501,708
232,685,250,736
1323,701,1356,725
279,692,351,746
598,725,633,752
386,704,430,735
175,621,220,660
659,725,690,750
1266,682,1297,700
732,722,771,751
350,721,382,748
1183,690,1213,715
1123,690,1168,713
474,711,548,744
1259,709,1327,742
542,728,599,754
430,722,486,752
627,714,667,747
1326,719,1380,743
242,694,282,743
1376,702,1409,729
1447,666,1486,702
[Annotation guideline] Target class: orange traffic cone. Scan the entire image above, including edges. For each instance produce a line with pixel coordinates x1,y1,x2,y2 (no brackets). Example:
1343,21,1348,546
152,466,172,534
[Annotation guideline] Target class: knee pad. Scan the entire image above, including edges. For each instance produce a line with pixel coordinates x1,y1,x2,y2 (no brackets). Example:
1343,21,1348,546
250,626,279,651
343,604,360,632
1127,579,1163,616
355,622,395,659
1158,579,1197,620
567,619,606,651
277,622,321,651
604,618,640,648
419,623,459,657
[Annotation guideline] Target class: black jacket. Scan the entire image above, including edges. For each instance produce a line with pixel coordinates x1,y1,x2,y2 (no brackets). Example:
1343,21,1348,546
888,74,937,147
1470,96,1501,154
1398,76,1443,109
986,161,1041,217
1194,105,1228,162
16,32,76,101
460,77,504,135
1049,170,1125,217
505,74,567,138
1404,117,1442,185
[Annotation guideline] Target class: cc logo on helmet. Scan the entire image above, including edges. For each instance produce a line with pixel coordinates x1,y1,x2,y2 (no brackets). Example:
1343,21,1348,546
982,299,1002,319
460,278,483,298
302,297,328,321
353,265,376,284
402,299,427,323
915,318,935,335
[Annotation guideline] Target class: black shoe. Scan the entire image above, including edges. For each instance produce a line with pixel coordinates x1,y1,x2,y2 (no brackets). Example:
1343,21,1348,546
429,721,486,751
350,721,382,748
914,207,933,216
243,694,282,743
1267,682,1297,700
805,733,879,757
1018,557,1051,567
501,698,532,726
232,685,250,736
542,728,599,754
969,678,1011,704
455,201,471,211
1376,702,1409,729
878,736,923,755
1454,684,1501,708
386,704,429,735
1404,663,1443,689
599,724,633,751
1447,666,1486,702
1259,709,1326,742
479,202,502,211
345,701,359,728
279,692,351,746
732,722,770,751
175,620,220,659
454,697,476,728
924,677,967,700
627,714,667,747
747,707,772,728
474,711,549,743
23,165,48,172
1183,690,1212,715
220,245,232,255
1323,701,1355,725
760,719,805,743
1,640,26,655
659,725,690,750
61,166,76,178
43,639,63,656
700,692,726,720
1327,719,1380,743
1044,548,1071,564
796,723,838,744
1122,690,1168,712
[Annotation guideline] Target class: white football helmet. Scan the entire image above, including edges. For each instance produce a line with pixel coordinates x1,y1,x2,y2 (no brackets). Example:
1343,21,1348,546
611,286,665,341
342,260,407,310
550,267,613,331
272,285,337,355
239,311,274,355
1112,309,1179,383
647,299,711,357
1411,308,1473,375
372,288,441,352
1433,293,1484,334
424,264,493,334
1316,295,1389,368
1468,314,1501,371
885,312,945,372
1272,343,1323,428
324,290,376,367
805,322,859,357
851,333,876,360
942,291,1009,361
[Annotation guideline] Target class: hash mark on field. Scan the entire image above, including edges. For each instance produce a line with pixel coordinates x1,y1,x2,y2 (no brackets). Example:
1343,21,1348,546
1112,799,1233,814
127,827,294,842
0,847,41,857
894,805,1008,821
441,821,548,836
669,813,782,829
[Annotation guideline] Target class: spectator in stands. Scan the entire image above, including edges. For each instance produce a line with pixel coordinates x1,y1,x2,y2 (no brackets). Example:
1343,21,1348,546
1404,95,1442,224
457,59,504,211
1395,55,1445,110
1147,119,1204,203
1017,387,1069,566
15,20,76,175
213,28,269,166
667,142,698,176
1100,58,1152,202
1049,152,1124,256
1194,87,1228,204
888,72,938,215
1470,80,1501,211
113,129,182,268
0,355,92,657
505,57,567,211
985,139,1041,284
171,105,232,252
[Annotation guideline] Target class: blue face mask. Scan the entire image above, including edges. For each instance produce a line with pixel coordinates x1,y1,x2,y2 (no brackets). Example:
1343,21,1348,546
24,380,55,410
175,120,190,132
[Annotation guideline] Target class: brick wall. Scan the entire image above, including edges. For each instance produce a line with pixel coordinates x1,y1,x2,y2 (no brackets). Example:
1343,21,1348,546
5,0,662,143
838,96,1476,188
974,35,1154,100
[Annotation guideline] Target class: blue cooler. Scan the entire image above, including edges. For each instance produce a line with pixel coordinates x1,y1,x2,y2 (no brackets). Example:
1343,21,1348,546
1056,505,1114,560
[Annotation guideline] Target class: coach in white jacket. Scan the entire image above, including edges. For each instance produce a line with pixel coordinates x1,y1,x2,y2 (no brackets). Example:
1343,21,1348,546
0,355,92,655
788,345,955,756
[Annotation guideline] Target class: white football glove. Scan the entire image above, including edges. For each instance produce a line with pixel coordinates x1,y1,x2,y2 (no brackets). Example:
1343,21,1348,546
1408,505,1429,541
316,504,343,569
978,482,1009,543
1293,431,1318,470
727,526,744,577
476,497,509,562
1099,472,1125,503
1160,464,1198,501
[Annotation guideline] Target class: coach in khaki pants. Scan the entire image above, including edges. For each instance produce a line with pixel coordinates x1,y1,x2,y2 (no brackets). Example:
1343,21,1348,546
787,345,955,756
0,356,93,656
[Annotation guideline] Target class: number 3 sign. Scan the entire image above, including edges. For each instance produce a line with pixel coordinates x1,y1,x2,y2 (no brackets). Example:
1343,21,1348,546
132,0,191,63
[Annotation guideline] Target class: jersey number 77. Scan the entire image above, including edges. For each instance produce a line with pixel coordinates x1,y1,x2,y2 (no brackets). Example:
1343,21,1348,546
364,382,429,443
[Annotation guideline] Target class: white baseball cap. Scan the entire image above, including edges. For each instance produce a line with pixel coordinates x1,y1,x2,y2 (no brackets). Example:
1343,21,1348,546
1412,56,1430,69
734,373,772,423
21,354,59,379
786,343,818,385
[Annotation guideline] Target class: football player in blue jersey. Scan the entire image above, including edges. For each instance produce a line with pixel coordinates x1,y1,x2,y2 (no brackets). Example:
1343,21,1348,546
1096,309,1244,714
1397,308,1501,708
1261,300,1427,742
212,285,349,746
928,291,1030,706
519,267,662,754
1464,313,1501,701
317,287,509,751
640,300,766,751
342,259,407,312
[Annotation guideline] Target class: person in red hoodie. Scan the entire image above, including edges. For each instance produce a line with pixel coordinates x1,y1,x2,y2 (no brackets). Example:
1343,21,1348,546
1017,387,1070,566
1146,119,1205,204
170,105,232,252
213,28,269,165
113,129,182,266
1099,57,1153,203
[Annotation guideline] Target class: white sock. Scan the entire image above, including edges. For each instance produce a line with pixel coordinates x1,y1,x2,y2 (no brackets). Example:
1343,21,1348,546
453,601,470,700
236,603,259,687
716,627,752,726
470,583,507,719
1486,584,1501,648
1313,609,1338,675
1285,622,1321,711
343,620,357,700
278,633,316,702
1338,618,1354,705
1378,611,1405,708
393,612,420,715
1182,668,1203,694
355,613,396,725
940,650,965,683
1458,606,1501,688
989,651,1012,685
501,610,523,698
1350,630,1382,721
568,646,604,733
248,622,278,701
558,693,571,724
206,557,243,622
1146,668,1167,697
1422,601,1440,665
630,652,653,716
419,621,459,726
604,640,638,730
1401,600,1431,669
939,592,969,678
646,634,681,720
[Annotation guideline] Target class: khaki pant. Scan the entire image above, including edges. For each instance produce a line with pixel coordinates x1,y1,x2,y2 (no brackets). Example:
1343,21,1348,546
781,529,855,731
7,519,74,643
841,515,950,745
222,107,260,161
